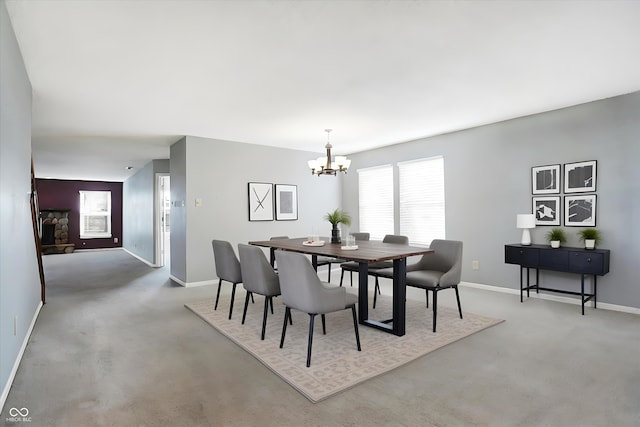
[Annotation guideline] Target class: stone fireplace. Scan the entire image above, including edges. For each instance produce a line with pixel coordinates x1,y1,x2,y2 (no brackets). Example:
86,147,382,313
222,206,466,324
40,209,75,254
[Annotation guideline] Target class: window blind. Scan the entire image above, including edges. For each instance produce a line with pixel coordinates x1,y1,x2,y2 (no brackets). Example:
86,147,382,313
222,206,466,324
398,156,445,246
358,165,394,241
79,190,112,238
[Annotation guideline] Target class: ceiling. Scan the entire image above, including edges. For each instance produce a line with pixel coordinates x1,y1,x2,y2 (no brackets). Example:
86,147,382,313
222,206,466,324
6,0,640,182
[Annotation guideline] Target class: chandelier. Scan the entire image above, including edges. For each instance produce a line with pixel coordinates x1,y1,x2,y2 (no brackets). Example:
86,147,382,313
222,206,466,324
307,129,351,176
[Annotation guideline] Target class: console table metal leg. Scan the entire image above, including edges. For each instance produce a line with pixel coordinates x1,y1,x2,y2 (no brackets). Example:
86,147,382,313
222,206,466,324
536,269,539,294
526,267,530,298
594,275,597,308
519,266,523,302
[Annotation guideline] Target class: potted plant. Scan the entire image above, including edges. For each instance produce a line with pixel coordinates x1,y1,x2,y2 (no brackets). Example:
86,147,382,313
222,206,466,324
546,227,567,248
324,209,351,244
578,228,601,250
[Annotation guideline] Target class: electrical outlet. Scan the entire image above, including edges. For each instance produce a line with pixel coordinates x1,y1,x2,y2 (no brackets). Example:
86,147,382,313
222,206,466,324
472,260,479,270
114,237,118,243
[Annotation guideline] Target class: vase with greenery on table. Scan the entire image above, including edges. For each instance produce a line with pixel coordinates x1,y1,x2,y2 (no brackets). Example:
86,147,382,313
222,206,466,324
324,208,351,244
546,227,567,248
578,228,602,250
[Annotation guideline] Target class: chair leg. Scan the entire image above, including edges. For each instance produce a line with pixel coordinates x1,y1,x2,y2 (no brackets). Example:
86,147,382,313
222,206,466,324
270,296,274,314
454,286,463,319
327,264,332,282
351,305,361,351
280,307,290,348
321,314,326,335
339,269,345,287
307,314,316,367
432,289,438,333
350,271,353,287
214,279,222,310
376,276,381,294
241,292,251,324
425,289,429,308
228,283,237,320
261,297,270,340
251,293,255,304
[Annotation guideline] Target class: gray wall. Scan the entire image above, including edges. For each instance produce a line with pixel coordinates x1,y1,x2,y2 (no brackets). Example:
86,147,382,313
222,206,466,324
170,137,188,282
342,92,640,309
123,159,170,264
0,0,42,407
170,135,340,285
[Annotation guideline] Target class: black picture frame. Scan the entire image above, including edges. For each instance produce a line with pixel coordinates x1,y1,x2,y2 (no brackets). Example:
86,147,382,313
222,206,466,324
532,164,561,194
275,184,298,221
248,182,273,221
564,194,597,227
564,160,597,193
533,196,560,226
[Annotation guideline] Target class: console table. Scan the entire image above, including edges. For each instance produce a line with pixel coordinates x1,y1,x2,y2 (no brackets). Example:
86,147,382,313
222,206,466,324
504,244,610,314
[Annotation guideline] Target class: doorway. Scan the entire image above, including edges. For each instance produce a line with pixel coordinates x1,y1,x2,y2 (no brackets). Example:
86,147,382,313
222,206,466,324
156,174,170,267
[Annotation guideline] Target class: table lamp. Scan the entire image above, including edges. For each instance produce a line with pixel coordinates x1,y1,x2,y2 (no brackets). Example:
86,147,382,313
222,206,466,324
516,214,536,245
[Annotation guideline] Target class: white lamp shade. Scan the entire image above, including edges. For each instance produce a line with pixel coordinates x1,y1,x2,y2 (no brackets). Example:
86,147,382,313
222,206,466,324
308,160,318,170
516,214,536,229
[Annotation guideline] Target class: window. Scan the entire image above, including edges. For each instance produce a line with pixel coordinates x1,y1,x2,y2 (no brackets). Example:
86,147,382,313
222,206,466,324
358,165,393,240
79,191,112,238
399,156,445,246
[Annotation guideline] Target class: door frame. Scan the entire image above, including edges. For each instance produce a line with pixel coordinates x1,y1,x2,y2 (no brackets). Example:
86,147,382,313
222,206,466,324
155,173,170,267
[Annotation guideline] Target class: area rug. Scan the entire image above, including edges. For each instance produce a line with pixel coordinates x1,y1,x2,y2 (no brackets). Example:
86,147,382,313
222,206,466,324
185,293,503,402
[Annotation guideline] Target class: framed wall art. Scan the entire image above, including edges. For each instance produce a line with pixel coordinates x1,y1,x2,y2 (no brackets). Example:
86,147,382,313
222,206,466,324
532,164,560,194
275,184,298,220
564,160,597,193
565,194,596,227
248,182,273,221
532,196,560,226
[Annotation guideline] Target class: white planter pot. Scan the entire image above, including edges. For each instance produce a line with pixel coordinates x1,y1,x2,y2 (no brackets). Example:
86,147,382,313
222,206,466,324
585,239,595,250
550,240,560,248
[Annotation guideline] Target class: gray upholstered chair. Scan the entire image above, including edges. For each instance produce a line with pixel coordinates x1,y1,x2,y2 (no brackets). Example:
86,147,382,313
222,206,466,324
238,244,283,340
376,239,463,332
212,240,243,320
269,235,289,269
315,254,347,283
275,250,361,367
341,234,408,308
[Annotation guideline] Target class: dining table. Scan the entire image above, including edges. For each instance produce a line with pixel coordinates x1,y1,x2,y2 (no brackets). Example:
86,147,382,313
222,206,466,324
249,237,433,336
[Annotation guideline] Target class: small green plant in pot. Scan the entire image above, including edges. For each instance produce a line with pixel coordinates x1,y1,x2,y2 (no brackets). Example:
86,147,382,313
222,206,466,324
578,228,601,250
546,227,567,248
324,209,351,244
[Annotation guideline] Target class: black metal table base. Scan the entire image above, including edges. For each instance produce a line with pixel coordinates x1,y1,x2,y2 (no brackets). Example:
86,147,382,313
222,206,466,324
358,258,406,336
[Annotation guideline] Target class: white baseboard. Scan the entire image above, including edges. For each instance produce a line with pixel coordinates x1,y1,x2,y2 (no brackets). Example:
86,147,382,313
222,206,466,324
169,275,216,288
1,301,43,413
122,248,159,267
460,281,640,315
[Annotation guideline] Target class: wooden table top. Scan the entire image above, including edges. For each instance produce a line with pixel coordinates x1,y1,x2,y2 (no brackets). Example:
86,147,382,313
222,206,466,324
249,237,432,262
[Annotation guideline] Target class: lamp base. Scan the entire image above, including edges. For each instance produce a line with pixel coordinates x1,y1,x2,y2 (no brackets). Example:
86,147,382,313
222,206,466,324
521,229,532,246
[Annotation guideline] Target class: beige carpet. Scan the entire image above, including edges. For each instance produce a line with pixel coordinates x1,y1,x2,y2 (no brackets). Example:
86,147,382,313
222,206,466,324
185,292,503,403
